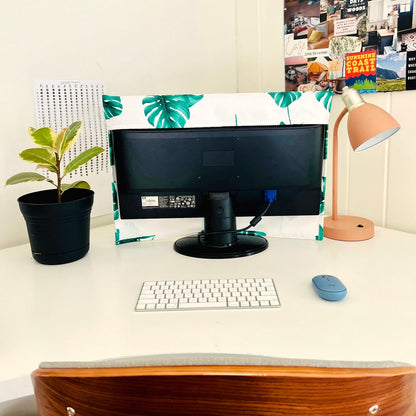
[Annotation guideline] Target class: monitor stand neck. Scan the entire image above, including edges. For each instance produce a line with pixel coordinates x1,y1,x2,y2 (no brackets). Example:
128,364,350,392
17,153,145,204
174,192,268,259
203,192,237,248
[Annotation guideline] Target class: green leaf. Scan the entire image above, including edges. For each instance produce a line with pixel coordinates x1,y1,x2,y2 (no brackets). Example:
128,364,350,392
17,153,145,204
60,121,83,155
35,163,58,173
102,95,123,119
5,172,48,186
61,181,91,192
315,90,334,112
28,126,57,149
268,92,301,108
142,94,203,128
63,146,104,176
20,148,56,166
54,128,66,154
182,94,204,106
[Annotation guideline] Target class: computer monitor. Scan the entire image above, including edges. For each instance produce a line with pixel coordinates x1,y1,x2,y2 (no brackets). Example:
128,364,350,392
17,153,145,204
110,124,326,259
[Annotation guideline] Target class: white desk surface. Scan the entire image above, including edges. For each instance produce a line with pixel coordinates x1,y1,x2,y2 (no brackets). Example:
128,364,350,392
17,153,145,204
1,225,416,402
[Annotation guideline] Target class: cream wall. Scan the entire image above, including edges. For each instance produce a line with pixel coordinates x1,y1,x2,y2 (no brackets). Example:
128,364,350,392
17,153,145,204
0,0,239,249
1,0,415,250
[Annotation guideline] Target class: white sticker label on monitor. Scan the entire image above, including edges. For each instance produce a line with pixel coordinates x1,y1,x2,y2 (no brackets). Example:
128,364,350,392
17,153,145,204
141,196,159,207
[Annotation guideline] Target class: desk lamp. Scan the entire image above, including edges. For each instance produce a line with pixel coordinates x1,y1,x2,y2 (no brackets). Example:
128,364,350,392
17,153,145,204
324,87,400,241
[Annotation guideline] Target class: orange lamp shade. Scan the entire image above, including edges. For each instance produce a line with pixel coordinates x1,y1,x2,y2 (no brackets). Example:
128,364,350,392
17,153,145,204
347,103,400,152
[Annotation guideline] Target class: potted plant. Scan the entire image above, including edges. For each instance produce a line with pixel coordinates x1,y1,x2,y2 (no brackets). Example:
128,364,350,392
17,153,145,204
5,121,104,265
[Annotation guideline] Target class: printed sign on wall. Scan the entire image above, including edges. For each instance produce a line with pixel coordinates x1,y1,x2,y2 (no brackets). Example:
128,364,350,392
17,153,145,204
284,0,415,93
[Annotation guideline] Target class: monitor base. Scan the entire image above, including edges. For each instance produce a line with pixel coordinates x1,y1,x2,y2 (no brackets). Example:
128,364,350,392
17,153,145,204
174,234,268,259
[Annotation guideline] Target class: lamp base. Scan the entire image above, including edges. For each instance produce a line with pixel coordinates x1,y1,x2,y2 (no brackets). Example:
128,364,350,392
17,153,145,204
324,215,374,241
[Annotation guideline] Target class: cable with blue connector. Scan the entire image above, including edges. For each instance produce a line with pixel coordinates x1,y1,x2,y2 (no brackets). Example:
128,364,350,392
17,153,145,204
243,189,277,230
264,189,277,203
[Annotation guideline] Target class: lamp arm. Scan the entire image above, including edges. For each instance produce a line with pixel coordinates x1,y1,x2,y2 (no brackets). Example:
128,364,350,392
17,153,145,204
331,107,348,221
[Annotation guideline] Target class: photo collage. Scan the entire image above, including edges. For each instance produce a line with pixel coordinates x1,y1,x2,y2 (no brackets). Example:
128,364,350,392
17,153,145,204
284,0,416,93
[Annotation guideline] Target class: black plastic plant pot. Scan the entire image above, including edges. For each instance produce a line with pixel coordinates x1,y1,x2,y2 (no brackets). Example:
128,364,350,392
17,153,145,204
18,188,94,265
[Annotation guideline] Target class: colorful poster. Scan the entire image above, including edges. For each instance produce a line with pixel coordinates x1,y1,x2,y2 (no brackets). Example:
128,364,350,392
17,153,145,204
283,0,416,93
345,51,376,92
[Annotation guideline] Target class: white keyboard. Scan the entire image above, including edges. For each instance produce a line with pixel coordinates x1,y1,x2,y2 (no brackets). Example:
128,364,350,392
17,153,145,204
135,278,280,311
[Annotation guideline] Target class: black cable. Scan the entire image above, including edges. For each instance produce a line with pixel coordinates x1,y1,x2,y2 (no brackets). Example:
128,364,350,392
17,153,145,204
197,201,273,243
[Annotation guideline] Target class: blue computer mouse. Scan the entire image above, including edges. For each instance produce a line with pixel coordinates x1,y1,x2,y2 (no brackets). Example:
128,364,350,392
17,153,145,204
312,275,347,301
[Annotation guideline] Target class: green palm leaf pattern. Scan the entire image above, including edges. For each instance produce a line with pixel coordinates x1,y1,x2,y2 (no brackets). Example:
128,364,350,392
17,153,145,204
269,91,301,107
142,94,203,128
315,90,334,112
111,182,119,221
268,92,301,124
108,132,115,167
102,95,123,120
315,225,324,241
320,177,326,214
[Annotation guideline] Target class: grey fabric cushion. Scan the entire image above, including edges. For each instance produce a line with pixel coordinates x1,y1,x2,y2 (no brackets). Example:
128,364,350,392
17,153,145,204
39,353,412,369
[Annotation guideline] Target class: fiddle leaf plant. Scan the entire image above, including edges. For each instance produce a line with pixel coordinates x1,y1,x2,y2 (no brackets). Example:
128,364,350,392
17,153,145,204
5,121,104,203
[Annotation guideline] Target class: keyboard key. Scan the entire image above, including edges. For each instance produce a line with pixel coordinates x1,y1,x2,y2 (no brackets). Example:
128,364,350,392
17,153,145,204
179,301,228,309
257,295,279,301
135,278,280,311
138,298,158,304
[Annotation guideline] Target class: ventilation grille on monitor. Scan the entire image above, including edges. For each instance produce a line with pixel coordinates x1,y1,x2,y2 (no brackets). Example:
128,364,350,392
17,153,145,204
34,80,108,178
